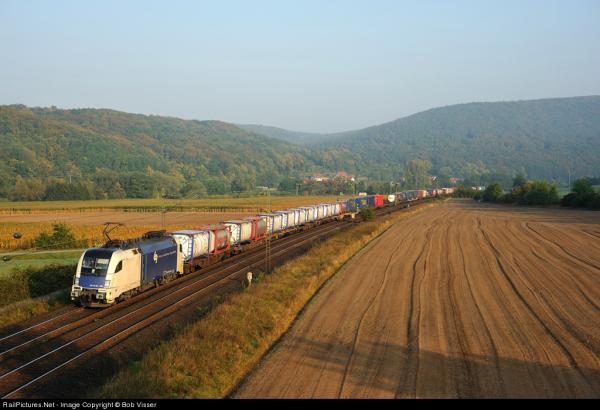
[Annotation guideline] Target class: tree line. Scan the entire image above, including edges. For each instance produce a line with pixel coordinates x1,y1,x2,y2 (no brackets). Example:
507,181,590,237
474,174,599,209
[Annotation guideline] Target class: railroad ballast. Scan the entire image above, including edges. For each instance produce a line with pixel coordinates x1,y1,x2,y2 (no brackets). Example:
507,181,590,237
70,189,452,307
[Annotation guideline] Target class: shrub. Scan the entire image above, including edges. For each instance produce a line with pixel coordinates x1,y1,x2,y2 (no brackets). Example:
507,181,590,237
33,223,78,250
453,186,477,198
359,208,375,221
560,178,600,209
520,181,559,205
0,263,77,307
482,183,503,202
561,192,578,207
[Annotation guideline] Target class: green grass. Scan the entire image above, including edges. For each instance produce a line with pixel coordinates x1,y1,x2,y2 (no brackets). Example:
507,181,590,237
0,250,81,277
0,290,70,330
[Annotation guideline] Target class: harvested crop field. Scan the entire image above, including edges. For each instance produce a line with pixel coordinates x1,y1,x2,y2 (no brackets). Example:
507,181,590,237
235,199,600,398
0,212,247,251
0,195,343,251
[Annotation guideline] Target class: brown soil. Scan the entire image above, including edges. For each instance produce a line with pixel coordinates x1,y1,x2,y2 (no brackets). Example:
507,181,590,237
235,199,600,398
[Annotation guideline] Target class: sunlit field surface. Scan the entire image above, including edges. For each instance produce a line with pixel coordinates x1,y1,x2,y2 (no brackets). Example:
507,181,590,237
0,195,345,251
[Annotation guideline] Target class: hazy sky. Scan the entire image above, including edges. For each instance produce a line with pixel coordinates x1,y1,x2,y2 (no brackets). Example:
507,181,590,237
1,0,599,133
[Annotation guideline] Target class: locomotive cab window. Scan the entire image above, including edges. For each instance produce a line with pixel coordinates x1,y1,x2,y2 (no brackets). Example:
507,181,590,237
114,261,123,273
80,248,115,277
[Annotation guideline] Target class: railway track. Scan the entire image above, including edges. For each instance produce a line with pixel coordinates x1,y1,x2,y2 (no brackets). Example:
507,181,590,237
0,199,432,398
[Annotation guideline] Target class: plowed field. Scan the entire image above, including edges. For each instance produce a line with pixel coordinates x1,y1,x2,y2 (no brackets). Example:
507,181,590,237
235,200,600,398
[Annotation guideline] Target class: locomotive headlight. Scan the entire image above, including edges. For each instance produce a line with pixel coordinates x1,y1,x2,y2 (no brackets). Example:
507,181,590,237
104,280,111,288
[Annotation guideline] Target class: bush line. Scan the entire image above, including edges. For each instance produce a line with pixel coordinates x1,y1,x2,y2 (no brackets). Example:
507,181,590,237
0,264,76,308
94,203,436,399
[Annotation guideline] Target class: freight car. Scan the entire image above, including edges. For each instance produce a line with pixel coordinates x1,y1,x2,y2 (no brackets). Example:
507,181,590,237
71,189,450,307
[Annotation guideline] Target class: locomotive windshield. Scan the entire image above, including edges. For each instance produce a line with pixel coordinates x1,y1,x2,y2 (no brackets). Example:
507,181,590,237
80,249,114,277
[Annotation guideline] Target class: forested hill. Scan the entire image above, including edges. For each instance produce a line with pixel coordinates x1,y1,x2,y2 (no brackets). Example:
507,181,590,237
236,124,326,145
0,105,321,200
313,96,600,181
2,96,599,201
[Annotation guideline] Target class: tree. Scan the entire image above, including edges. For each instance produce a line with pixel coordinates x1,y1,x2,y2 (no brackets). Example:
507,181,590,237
520,181,559,205
405,159,432,189
512,173,527,188
482,183,503,202
570,177,597,207
9,177,45,201
181,180,208,198
573,177,594,196
33,224,77,250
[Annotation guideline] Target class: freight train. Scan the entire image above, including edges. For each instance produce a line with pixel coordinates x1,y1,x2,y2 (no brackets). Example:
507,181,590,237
70,190,453,307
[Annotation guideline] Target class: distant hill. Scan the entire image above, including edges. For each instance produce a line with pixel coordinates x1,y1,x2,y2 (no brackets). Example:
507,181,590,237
2,96,599,200
236,124,326,145
0,106,321,200
249,96,600,183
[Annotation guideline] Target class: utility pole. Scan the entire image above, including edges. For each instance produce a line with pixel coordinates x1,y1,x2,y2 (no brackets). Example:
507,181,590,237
568,165,572,192
265,187,272,274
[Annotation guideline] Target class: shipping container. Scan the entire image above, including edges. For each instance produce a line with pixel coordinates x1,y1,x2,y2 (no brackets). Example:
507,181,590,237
375,195,385,207
332,202,341,216
245,216,268,241
316,204,328,220
197,225,231,254
222,220,253,245
171,230,211,261
259,213,284,233
345,199,357,213
328,203,337,216
354,197,369,210
288,209,301,226
416,190,428,199
289,208,306,225
139,237,178,285
275,210,296,229
299,206,317,222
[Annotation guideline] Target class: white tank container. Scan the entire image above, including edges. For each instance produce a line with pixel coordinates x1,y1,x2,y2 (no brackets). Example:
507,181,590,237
223,220,253,245
171,230,211,261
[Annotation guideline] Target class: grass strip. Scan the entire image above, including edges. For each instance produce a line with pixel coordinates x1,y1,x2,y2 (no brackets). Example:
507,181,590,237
0,289,70,329
94,203,436,398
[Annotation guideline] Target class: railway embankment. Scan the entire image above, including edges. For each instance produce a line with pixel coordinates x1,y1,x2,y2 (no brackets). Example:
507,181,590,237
94,202,438,398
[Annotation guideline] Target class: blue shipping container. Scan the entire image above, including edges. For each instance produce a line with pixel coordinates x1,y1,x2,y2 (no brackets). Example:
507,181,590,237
139,238,178,286
366,196,376,208
354,197,369,209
